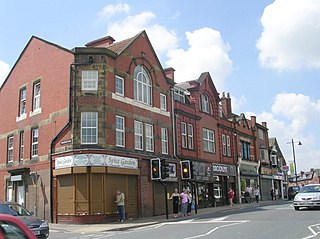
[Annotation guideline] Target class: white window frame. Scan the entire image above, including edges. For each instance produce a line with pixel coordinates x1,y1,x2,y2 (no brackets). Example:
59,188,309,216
173,87,185,103
7,136,14,163
82,70,98,91
201,94,209,113
226,135,231,156
160,93,167,111
134,65,152,105
203,128,215,153
31,128,38,158
222,134,227,156
145,124,154,152
19,131,24,161
161,127,168,154
81,112,98,144
19,88,26,116
115,75,124,96
134,121,143,150
33,82,41,111
116,115,125,147
181,122,187,148
188,124,194,149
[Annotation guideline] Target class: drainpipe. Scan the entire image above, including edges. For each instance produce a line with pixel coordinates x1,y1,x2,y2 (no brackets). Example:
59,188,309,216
49,60,93,223
171,88,178,160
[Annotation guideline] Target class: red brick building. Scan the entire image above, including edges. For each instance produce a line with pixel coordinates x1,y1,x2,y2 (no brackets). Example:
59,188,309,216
173,74,237,207
0,30,286,224
0,36,74,220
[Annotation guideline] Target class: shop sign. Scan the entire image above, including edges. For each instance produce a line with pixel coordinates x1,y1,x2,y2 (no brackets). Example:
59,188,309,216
192,162,213,181
240,164,258,176
212,163,236,176
90,154,104,166
11,175,22,181
273,173,284,180
55,156,73,169
74,154,89,166
55,154,138,169
260,167,273,175
105,155,138,169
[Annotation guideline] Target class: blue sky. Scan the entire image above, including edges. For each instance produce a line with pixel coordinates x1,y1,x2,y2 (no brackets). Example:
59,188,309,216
1,0,319,173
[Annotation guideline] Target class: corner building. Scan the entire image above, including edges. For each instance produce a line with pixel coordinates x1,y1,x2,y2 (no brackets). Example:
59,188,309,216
0,31,177,223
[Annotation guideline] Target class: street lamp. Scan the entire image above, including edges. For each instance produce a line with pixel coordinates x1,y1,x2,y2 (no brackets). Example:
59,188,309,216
288,139,302,186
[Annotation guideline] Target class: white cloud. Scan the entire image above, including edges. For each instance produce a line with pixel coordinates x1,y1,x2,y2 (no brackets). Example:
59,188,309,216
106,11,178,55
255,92,320,172
98,6,232,90
0,60,10,87
231,94,247,114
98,3,130,20
257,0,320,70
166,27,233,90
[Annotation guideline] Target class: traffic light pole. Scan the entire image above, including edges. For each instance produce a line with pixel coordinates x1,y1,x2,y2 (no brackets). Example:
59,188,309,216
188,181,197,214
159,181,169,219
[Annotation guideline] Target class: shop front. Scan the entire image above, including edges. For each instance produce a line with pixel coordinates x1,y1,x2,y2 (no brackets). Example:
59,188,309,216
53,154,139,224
239,162,259,201
260,167,274,200
212,163,237,206
189,161,214,208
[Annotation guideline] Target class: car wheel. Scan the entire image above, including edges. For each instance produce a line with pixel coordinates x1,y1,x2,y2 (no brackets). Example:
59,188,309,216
294,206,300,211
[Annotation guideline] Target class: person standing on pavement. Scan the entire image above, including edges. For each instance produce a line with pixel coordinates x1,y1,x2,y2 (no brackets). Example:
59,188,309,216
180,189,190,217
228,187,235,206
169,188,180,218
253,187,260,203
115,190,125,222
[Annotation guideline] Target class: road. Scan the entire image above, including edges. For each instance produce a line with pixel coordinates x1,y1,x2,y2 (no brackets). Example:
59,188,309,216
49,202,320,239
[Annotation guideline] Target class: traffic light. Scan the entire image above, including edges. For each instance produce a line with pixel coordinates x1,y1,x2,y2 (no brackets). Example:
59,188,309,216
181,160,191,180
161,159,170,179
151,158,161,180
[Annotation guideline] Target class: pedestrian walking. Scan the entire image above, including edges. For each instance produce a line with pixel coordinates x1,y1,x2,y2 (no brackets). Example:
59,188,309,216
270,187,275,200
115,190,125,222
246,185,253,203
187,189,193,215
253,187,260,203
180,189,190,217
228,187,235,207
169,188,180,218
275,188,279,200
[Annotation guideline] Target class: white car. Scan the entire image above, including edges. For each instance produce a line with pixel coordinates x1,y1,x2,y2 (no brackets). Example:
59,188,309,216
293,184,320,211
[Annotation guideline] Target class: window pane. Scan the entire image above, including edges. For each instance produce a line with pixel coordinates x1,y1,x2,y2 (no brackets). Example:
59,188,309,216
134,121,143,150
81,112,98,144
115,75,124,96
134,65,152,105
82,70,98,91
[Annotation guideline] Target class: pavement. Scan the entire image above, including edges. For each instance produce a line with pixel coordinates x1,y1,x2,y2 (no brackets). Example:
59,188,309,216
49,199,290,234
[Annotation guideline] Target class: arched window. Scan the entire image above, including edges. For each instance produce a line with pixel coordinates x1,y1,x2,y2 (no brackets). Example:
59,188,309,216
134,65,152,105
201,94,210,113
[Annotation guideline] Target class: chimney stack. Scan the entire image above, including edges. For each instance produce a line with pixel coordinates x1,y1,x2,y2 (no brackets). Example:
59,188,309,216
221,92,232,118
164,67,175,81
85,36,115,48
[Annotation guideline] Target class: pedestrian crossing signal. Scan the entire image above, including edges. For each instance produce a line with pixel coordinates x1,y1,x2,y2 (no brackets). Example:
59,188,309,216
181,160,191,180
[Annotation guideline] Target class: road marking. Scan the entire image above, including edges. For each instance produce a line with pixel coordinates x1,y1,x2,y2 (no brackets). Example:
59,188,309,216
301,223,320,239
183,220,249,239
